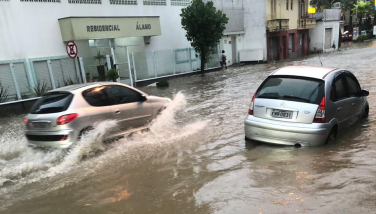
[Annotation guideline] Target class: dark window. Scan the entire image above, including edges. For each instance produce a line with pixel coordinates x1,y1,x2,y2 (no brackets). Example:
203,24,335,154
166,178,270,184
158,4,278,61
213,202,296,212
286,0,289,10
291,0,293,10
107,85,143,104
82,86,114,107
333,77,347,101
256,76,324,104
30,92,73,114
345,76,360,97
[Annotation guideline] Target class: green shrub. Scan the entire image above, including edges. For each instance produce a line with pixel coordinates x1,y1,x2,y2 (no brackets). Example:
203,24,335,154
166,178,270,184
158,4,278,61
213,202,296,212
27,80,51,97
57,77,79,88
156,80,169,88
107,69,119,82
356,35,368,42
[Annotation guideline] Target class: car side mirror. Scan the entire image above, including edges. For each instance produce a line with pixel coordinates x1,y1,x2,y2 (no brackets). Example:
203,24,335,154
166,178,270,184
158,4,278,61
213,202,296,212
141,95,147,101
361,90,369,97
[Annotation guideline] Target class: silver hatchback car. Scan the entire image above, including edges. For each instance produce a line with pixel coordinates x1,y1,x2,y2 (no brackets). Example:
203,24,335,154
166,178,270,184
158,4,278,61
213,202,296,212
25,82,171,149
244,66,369,146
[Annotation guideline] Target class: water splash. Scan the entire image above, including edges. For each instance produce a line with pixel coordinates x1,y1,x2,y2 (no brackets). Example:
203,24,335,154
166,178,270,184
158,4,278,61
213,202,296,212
0,91,207,208
48,120,118,174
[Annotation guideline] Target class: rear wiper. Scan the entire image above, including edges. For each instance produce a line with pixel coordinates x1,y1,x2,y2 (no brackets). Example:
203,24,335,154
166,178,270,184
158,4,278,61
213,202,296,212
258,95,280,99
283,95,310,103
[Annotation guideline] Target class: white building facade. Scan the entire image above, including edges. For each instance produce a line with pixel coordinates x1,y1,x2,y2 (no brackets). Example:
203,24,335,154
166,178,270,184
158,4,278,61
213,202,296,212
309,9,341,53
209,0,267,65
0,0,225,104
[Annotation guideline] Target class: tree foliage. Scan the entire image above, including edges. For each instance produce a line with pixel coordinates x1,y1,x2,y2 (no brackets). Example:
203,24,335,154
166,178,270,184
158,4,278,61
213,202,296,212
352,0,373,30
180,0,228,73
310,0,334,12
340,0,357,32
352,0,372,17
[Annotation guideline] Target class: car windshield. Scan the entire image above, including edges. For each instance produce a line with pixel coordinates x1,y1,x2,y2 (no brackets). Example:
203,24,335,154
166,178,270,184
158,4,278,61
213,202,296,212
256,76,324,104
30,92,74,114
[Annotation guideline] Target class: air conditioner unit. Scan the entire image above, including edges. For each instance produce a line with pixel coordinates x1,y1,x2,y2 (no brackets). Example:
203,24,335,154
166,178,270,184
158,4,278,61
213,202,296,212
332,2,341,9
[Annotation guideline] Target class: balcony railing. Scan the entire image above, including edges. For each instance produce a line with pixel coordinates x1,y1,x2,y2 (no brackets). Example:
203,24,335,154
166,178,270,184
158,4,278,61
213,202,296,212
298,18,316,29
266,19,289,32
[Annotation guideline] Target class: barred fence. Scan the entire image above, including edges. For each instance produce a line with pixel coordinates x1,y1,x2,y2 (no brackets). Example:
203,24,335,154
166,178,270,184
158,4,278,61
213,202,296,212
0,47,220,104
0,56,81,104
132,47,220,82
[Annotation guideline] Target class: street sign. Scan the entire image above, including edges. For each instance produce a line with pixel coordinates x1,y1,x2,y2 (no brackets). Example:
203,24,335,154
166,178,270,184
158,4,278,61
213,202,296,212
66,41,78,59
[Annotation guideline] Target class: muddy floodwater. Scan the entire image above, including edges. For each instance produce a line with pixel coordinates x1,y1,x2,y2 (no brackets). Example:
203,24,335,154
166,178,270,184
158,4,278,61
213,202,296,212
1,42,376,214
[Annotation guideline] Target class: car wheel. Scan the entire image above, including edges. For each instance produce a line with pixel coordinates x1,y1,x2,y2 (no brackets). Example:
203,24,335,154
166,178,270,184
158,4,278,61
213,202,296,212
325,127,337,144
78,126,94,140
362,105,369,119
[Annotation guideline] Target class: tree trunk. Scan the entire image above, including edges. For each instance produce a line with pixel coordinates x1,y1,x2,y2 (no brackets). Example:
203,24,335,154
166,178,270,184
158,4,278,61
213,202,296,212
349,11,353,33
200,49,205,75
359,16,362,31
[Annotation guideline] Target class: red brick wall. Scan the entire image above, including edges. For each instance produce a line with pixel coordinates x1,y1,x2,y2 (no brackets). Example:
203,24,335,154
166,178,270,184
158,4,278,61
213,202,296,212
266,29,309,61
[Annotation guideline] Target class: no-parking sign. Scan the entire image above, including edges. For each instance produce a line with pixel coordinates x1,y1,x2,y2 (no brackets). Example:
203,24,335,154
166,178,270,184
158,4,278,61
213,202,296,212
66,41,78,59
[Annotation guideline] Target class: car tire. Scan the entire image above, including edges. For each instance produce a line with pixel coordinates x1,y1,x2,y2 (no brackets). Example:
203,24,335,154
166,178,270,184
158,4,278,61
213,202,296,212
362,105,369,119
78,126,94,140
325,127,337,144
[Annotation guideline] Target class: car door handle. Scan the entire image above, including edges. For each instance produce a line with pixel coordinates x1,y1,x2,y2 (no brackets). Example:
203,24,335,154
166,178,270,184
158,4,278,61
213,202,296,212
337,107,342,111
351,103,356,106
115,109,121,114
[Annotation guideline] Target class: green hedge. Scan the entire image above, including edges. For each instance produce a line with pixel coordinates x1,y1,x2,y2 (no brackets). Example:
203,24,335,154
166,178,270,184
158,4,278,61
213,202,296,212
356,35,368,42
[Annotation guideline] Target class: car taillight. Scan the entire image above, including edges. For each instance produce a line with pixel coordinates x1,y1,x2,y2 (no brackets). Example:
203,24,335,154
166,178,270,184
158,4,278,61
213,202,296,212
24,118,28,124
349,34,353,37
248,91,257,115
59,135,68,141
342,35,345,38
57,113,78,125
313,97,325,123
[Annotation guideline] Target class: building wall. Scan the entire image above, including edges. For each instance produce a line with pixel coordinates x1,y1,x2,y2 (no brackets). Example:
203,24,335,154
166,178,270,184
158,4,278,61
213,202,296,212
309,21,324,52
211,0,267,62
267,29,308,61
309,21,340,52
244,0,267,60
0,0,191,61
265,0,301,29
323,21,340,51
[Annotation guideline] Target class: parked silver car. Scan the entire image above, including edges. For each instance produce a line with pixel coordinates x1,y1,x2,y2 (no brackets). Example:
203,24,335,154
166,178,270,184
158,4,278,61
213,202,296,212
244,66,369,146
25,82,171,149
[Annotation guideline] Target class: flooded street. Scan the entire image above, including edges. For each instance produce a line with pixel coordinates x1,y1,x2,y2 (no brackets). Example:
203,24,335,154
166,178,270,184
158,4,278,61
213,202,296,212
1,42,376,214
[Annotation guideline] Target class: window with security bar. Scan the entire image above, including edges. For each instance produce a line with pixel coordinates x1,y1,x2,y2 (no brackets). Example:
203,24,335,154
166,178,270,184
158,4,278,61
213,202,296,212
68,0,101,4
143,0,165,6
110,0,137,4
20,0,60,2
171,0,190,6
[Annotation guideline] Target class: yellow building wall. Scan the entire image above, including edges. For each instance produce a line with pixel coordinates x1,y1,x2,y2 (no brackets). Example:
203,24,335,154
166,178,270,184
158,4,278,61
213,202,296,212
265,0,309,30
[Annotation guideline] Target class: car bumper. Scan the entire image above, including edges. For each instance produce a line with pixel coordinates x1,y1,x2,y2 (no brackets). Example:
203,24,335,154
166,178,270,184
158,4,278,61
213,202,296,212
244,115,333,146
25,129,77,149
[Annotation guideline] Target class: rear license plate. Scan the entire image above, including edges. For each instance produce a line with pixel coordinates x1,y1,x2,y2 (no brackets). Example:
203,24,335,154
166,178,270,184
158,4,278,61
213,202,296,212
271,109,293,119
32,123,48,129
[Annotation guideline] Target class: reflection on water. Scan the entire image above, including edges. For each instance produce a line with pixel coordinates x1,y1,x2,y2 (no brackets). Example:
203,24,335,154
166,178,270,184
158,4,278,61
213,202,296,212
1,44,376,213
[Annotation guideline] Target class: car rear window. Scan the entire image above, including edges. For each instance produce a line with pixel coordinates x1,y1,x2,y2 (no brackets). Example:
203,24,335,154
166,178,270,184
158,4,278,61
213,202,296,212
30,92,74,114
256,76,325,105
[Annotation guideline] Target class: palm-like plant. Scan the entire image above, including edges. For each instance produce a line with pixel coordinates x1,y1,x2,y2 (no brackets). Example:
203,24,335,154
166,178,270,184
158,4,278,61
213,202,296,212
93,51,106,65
352,0,372,31
27,80,51,97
